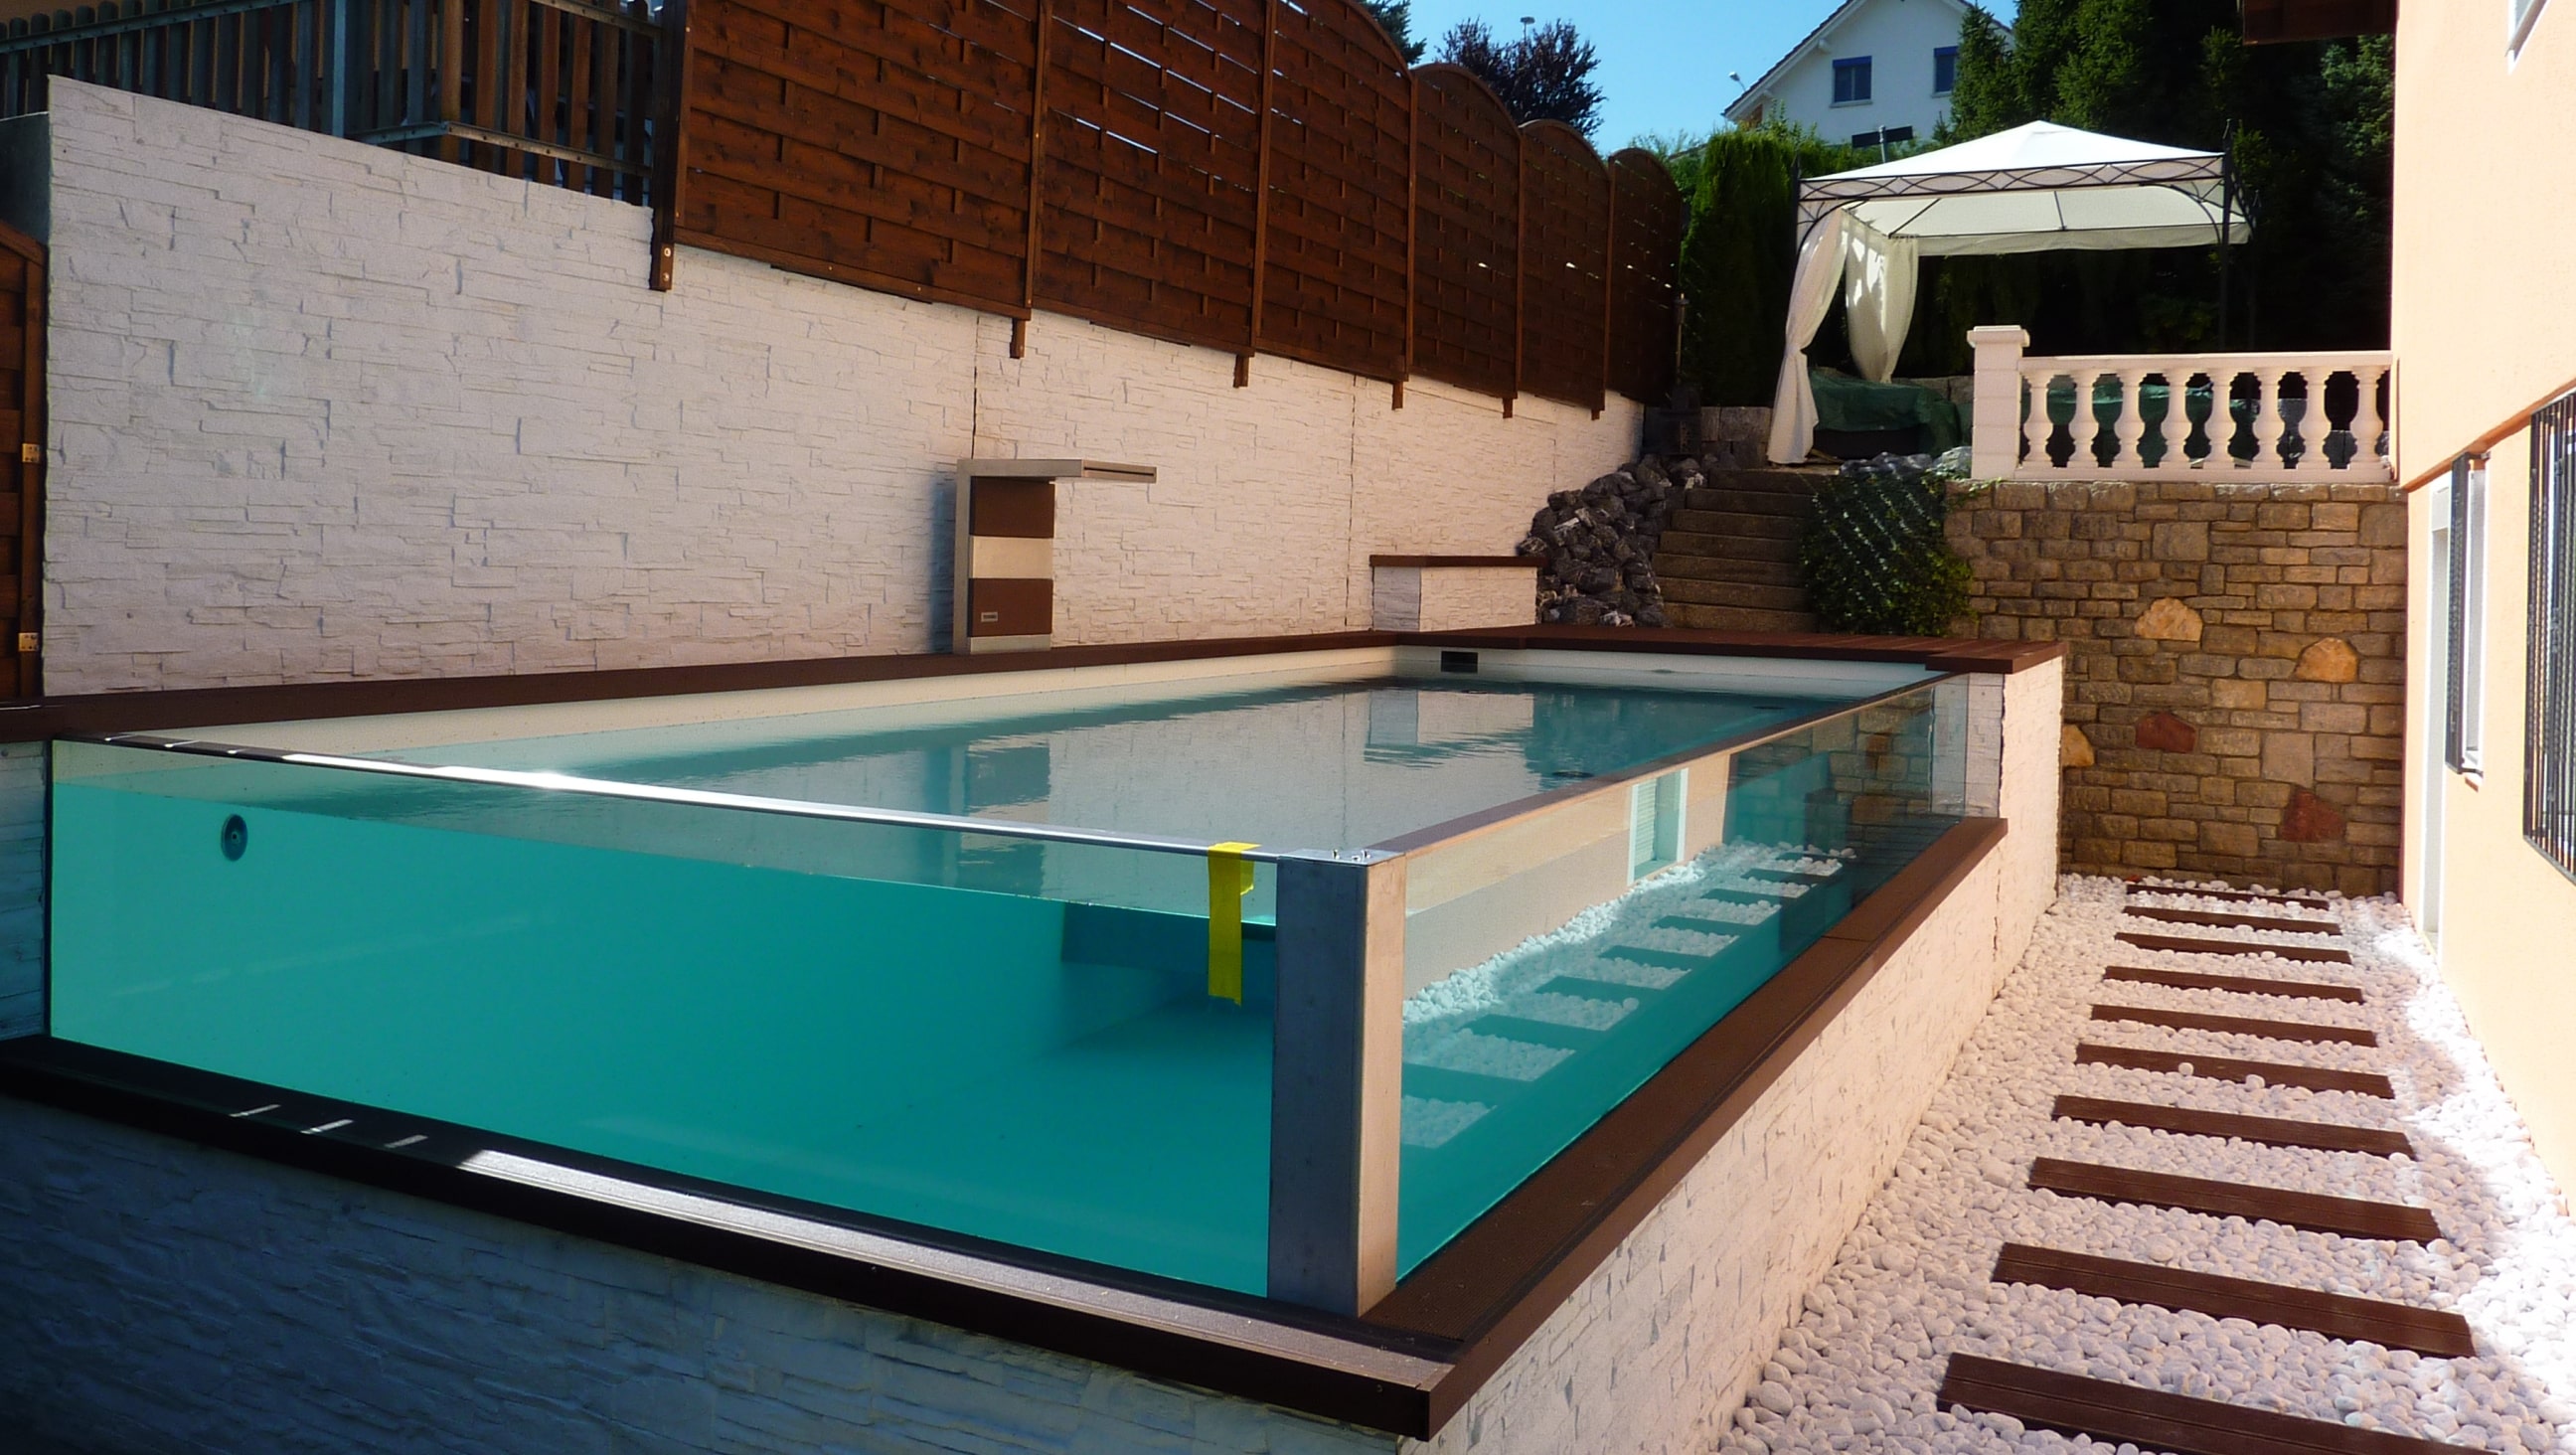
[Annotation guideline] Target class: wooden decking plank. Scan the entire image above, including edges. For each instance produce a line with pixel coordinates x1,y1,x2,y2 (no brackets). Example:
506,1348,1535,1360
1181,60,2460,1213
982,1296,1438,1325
2120,931,2353,965
2126,905,2344,936
1990,1244,2474,1358
1939,1354,2468,1455
2106,965,2364,1003
2053,1095,2413,1155
2074,1043,2395,1098
2091,1004,2378,1047
2133,886,2336,910
2027,1157,2442,1242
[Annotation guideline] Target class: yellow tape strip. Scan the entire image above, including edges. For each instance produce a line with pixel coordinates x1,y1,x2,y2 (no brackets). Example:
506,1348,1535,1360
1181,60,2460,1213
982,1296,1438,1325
1208,841,1259,1003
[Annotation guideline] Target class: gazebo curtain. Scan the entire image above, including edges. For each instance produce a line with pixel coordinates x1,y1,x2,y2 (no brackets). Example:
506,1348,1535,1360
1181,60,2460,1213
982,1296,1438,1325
1767,218,1916,466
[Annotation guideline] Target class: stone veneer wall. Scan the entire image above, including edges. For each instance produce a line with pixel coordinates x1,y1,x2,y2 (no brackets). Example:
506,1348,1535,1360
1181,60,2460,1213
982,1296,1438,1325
34,81,1637,693
1947,479,2406,894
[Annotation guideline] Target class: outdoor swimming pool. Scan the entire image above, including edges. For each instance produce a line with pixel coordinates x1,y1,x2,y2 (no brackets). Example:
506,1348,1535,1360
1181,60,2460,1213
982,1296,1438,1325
46,646,1970,1300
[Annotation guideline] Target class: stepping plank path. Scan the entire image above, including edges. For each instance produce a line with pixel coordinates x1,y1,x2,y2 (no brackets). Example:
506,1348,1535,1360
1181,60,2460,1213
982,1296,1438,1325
1938,886,2478,1453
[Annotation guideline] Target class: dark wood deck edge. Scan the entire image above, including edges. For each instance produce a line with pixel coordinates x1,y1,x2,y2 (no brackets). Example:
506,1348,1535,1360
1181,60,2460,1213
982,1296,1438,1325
1415,625,2067,676
1371,817,2011,1429
1939,1354,2466,1455
2051,1095,2414,1156
1990,1243,2472,1358
0,627,2063,744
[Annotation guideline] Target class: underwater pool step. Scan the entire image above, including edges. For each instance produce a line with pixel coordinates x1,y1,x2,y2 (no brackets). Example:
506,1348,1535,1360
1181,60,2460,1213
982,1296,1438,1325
1988,1243,2472,1358
2074,1043,2396,1098
2051,1095,2413,1157
1937,1353,2469,1455
2026,1157,2442,1242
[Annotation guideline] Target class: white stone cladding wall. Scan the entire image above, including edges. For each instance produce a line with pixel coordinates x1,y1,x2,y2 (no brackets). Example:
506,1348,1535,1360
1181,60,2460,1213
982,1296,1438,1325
36,81,1638,694
1412,849,2019,1455
1995,659,2066,970
0,1095,1399,1455
0,741,43,1040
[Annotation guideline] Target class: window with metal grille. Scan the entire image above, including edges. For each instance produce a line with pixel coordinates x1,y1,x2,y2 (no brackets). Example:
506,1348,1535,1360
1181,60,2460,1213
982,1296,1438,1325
2527,393,2576,877
1629,770,1686,881
1834,57,1873,104
2447,456,2490,773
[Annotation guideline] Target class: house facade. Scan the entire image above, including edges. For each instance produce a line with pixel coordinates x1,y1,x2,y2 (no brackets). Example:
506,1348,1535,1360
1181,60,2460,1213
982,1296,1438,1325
2391,0,2576,1189
1722,0,1974,151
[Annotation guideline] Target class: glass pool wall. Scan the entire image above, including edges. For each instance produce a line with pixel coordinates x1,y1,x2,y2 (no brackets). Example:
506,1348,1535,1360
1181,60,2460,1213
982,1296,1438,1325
1392,678,1970,1271
45,661,1970,1305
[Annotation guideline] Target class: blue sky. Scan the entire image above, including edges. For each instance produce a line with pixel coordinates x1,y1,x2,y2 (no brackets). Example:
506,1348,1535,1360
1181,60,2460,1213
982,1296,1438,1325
1398,0,2015,151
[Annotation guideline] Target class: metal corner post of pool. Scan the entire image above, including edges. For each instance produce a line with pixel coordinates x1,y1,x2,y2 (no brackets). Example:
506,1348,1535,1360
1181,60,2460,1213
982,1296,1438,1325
1267,848,1407,1315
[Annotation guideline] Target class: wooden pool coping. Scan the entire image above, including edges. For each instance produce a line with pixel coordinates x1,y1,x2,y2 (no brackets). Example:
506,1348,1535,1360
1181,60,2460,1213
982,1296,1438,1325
0,630,2041,1437
0,625,2064,743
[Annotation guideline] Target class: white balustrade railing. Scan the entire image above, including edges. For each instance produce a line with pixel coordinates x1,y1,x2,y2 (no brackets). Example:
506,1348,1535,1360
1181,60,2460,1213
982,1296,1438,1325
1968,325,2393,484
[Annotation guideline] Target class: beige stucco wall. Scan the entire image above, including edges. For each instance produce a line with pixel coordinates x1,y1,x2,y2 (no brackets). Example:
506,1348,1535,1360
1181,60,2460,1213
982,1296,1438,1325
34,81,1639,693
2393,1,2576,1187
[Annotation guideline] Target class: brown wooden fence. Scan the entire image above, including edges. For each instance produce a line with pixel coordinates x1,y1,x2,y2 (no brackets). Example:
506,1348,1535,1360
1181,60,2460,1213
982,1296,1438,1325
0,221,40,698
675,0,1679,408
2,0,1680,408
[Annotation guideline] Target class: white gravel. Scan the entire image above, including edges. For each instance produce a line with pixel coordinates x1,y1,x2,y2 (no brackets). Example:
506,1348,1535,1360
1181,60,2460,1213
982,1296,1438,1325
1718,876,2576,1455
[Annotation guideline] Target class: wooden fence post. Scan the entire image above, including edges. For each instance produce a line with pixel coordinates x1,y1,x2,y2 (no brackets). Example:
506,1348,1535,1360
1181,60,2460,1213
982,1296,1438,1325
647,0,692,291
1239,0,1279,389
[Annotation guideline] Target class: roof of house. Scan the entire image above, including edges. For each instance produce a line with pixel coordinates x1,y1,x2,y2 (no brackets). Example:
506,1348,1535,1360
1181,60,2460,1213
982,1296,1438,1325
1721,0,1976,125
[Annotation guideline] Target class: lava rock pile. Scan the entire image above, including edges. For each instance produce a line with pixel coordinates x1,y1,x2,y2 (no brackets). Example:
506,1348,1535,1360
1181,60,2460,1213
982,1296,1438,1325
1515,454,1702,627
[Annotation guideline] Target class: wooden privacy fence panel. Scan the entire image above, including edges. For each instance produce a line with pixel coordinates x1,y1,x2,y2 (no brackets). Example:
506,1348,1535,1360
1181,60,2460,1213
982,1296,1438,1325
678,0,1039,310
1517,120,1605,411
0,223,40,699
3,0,1679,403
1,0,665,203
1605,146,1680,405
1254,0,1405,381
1406,63,1516,402
1035,0,1267,352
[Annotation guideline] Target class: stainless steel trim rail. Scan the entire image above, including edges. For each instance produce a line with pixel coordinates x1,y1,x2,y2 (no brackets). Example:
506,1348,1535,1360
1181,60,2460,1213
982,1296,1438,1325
79,732,1362,865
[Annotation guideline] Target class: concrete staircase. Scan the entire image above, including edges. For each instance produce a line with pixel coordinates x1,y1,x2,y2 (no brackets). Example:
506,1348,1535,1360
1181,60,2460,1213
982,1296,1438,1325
1652,467,1830,633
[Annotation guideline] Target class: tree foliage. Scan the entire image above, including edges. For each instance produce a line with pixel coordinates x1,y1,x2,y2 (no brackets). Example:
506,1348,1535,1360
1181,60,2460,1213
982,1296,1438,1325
1657,123,1862,405
1434,18,1604,136
1906,1,2393,369
1357,0,1425,65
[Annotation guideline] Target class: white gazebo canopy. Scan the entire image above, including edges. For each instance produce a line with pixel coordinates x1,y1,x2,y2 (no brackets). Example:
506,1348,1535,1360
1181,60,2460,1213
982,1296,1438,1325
1770,120,2251,463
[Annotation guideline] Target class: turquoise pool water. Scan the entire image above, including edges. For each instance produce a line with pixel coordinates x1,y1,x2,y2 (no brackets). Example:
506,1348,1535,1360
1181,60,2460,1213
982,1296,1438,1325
49,665,1956,1295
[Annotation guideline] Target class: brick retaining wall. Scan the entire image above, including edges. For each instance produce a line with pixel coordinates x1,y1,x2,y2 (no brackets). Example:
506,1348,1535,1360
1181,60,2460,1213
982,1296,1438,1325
1946,479,2405,895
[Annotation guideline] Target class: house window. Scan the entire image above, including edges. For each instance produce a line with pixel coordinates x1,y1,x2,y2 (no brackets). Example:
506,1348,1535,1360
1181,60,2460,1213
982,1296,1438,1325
2512,0,2550,57
1629,771,1686,881
2448,456,2491,774
1833,57,1872,104
2527,393,2576,876
1934,46,1959,94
